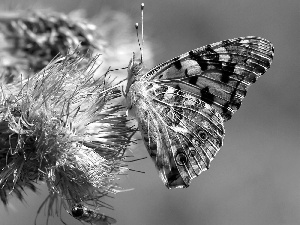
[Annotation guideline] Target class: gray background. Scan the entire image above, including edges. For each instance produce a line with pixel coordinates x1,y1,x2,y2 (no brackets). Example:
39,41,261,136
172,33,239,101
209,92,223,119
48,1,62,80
0,0,299,225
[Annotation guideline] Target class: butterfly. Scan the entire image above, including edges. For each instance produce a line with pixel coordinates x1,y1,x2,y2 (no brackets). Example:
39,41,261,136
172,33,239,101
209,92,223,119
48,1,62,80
125,35,274,189
71,203,116,225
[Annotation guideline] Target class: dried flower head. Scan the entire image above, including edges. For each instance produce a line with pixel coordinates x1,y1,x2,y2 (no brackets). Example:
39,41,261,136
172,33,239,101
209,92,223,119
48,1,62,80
0,10,104,83
0,50,134,224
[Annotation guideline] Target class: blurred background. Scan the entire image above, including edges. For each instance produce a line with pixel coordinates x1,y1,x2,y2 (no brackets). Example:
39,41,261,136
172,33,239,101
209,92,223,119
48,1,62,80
0,0,299,225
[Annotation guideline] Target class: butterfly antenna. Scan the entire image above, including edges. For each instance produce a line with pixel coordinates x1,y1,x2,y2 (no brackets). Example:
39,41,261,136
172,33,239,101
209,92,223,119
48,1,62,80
135,23,142,63
141,3,144,62
108,66,128,72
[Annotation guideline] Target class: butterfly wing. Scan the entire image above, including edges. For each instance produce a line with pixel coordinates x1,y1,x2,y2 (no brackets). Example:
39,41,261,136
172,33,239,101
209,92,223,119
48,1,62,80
127,36,274,188
130,82,224,188
141,36,274,121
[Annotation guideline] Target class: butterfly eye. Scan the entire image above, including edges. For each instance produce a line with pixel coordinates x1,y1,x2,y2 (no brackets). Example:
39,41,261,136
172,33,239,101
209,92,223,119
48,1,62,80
176,152,187,166
199,131,208,140
71,204,84,217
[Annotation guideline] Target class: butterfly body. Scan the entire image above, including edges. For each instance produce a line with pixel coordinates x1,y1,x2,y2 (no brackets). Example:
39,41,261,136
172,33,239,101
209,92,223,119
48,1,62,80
126,36,274,188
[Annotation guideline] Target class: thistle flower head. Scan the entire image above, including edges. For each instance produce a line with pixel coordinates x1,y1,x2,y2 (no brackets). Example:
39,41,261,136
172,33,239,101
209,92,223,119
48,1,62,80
0,50,134,223
0,6,154,224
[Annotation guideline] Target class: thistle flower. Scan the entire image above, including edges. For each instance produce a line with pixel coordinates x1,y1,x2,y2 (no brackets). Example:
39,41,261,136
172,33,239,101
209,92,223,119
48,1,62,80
0,10,104,83
0,5,154,224
0,50,134,224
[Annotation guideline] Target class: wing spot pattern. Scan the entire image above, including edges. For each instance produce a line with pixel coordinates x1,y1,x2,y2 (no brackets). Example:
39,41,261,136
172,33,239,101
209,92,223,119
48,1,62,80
200,86,215,105
175,152,188,166
199,131,208,140
174,57,182,70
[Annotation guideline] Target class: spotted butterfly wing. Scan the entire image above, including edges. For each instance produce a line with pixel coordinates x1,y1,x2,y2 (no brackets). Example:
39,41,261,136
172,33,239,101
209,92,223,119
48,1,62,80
126,36,274,188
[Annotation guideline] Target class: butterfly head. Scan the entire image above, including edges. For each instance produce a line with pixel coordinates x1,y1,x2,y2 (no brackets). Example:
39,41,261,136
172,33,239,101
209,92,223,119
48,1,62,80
125,52,147,96
125,53,148,117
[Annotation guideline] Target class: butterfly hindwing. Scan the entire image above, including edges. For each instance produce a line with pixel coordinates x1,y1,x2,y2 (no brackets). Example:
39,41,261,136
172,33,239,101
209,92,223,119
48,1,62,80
131,82,224,188
126,36,274,188
142,36,274,121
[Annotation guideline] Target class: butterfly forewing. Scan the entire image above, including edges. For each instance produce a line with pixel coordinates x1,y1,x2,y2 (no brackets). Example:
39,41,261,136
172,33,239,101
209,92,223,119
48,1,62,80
126,36,274,188
143,36,274,121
